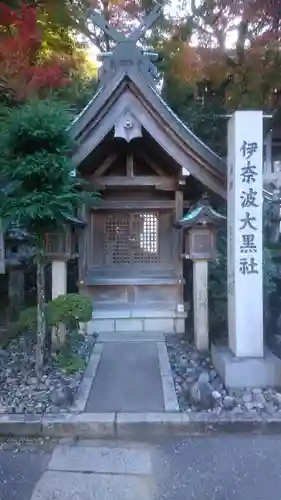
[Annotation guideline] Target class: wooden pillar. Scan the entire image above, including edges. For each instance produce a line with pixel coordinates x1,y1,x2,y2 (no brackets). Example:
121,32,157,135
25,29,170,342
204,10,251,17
77,204,89,334
193,259,209,351
126,151,134,177
78,204,87,292
175,188,184,310
51,260,67,346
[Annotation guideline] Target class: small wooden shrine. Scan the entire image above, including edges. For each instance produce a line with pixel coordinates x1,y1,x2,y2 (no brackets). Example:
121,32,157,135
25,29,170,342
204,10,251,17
69,6,226,334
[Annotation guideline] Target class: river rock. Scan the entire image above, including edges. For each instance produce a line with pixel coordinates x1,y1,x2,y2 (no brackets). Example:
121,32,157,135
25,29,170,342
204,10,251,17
212,390,222,402
179,355,188,371
190,382,201,405
198,371,210,384
0,349,9,359
50,386,74,407
242,393,253,404
223,395,235,410
273,392,281,408
190,381,214,409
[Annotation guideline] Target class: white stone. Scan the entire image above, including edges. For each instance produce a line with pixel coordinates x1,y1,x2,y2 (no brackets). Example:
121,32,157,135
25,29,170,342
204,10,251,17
143,318,174,333
48,444,152,474
51,261,67,299
31,471,152,500
51,260,67,344
193,260,209,351
161,375,179,412
212,344,281,388
174,318,185,334
85,320,95,335
89,319,115,333
115,319,143,332
98,332,165,342
212,390,221,400
198,371,210,384
227,111,263,357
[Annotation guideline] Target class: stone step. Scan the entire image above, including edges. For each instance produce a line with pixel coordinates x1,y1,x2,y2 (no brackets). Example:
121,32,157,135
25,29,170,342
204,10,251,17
97,331,165,342
92,309,187,319
48,442,152,475
86,315,185,334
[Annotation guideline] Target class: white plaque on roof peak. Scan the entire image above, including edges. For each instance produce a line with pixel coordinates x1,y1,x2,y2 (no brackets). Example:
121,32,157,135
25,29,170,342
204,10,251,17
114,109,142,142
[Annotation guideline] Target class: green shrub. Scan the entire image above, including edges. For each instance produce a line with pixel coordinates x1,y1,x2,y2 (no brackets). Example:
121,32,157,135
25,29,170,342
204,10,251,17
55,352,86,374
18,294,93,335
18,305,51,333
49,293,93,331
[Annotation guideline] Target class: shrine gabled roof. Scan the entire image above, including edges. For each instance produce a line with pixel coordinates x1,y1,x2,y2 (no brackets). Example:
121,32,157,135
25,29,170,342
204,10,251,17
70,67,226,198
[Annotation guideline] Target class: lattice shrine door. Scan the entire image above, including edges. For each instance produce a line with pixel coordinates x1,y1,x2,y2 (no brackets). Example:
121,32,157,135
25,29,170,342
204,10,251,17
92,211,159,267
88,208,176,309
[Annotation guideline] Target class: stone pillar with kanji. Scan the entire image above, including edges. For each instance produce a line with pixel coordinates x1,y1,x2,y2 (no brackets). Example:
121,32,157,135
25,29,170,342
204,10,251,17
228,110,264,358
212,110,281,388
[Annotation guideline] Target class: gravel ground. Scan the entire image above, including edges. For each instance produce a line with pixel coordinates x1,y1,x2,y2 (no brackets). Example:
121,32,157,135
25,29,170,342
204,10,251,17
166,335,281,415
0,332,94,414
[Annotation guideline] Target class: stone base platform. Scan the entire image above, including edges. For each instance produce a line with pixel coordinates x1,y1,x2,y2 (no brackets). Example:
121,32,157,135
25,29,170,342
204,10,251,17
85,309,187,335
211,343,281,389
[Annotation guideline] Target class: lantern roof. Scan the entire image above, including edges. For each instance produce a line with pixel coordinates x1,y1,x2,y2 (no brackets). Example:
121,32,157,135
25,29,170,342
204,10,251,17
176,194,226,229
64,214,86,228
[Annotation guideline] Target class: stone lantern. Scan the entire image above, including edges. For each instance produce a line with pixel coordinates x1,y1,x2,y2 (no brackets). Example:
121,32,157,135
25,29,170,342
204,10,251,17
5,224,32,321
176,194,225,351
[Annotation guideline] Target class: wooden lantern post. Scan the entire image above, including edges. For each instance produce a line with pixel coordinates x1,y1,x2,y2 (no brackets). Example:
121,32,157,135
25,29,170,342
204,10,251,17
45,220,84,345
176,194,225,351
45,217,84,301
44,228,71,300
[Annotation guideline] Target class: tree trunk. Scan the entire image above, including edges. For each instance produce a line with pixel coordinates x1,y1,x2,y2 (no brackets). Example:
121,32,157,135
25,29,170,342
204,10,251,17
35,251,46,379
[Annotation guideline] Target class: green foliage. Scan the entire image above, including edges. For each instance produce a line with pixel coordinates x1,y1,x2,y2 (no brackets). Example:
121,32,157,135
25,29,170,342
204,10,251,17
162,79,227,157
18,306,37,333
263,246,278,295
18,294,93,333
208,215,227,338
55,350,86,374
57,73,98,113
0,96,98,376
18,304,51,333
1,98,73,155
0,97,97,238
50,293,93,331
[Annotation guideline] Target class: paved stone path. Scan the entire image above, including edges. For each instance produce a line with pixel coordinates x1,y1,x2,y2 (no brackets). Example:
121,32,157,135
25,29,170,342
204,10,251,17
31,439,155,500
85,341,165,412
4,435,281,500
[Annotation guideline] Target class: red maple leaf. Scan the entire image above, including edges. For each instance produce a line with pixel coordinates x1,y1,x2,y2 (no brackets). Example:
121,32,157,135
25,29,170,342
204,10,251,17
0,3,72,102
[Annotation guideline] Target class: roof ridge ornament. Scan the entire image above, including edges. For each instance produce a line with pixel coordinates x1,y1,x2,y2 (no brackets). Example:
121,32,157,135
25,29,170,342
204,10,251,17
86,4,162,86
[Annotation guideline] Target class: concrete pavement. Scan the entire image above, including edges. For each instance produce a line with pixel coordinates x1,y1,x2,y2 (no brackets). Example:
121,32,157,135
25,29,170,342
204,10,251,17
85,341,165,413
3,434,281,499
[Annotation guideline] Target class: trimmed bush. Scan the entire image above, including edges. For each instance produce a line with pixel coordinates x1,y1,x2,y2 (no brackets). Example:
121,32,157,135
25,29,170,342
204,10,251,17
49,293,93,331
18,305,51,333
18,294,93,334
